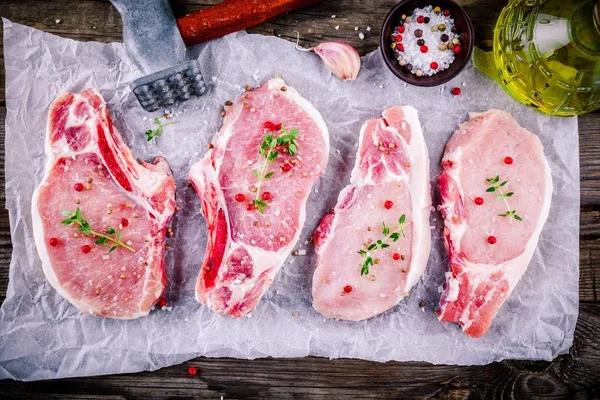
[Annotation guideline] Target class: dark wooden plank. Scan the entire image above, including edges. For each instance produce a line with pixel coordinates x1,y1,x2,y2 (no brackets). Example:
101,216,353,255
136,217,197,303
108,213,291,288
1,302,598,399
0,0,504,105
0,0,599,397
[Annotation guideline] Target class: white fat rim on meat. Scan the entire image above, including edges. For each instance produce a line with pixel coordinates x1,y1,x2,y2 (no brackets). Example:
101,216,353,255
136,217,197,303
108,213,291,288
189,78,330,312
315,106,430,301
31,90,172,319
400,106,432,291
440,116,553,331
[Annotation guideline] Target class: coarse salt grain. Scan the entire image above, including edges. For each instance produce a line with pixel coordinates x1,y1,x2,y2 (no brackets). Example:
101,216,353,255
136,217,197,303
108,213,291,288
358,32,365,40
390,5,461,76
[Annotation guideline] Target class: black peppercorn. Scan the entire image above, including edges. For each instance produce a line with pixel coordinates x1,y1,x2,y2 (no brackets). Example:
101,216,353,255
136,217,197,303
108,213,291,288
441,34,449,42
424,17,430,23
406,63,413,71
417,39,425,46
414,29,423,38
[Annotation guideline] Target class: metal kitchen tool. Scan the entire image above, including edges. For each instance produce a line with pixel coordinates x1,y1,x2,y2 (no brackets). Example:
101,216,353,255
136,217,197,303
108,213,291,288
111,0,206,112
111,0,323,112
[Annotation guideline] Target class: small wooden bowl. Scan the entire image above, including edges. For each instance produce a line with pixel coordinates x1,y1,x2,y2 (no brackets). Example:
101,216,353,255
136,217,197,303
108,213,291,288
380,0,474,87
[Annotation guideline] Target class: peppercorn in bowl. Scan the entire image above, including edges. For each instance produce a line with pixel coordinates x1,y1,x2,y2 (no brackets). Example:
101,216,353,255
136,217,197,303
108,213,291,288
380,0,474,86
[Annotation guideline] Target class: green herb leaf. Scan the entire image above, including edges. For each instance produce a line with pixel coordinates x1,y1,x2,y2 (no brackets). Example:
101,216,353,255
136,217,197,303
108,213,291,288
253,199,268,213
288,144,297,156
487,175,522,222
145,118,178,141
357,212,409,275
264,171,275,179
60,208,135,253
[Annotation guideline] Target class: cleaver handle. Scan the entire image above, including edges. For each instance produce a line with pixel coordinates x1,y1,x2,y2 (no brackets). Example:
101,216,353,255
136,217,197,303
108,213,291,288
177,0,323,47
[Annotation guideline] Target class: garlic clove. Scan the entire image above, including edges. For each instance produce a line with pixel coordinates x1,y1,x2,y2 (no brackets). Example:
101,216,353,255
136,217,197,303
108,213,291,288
313,41,361,81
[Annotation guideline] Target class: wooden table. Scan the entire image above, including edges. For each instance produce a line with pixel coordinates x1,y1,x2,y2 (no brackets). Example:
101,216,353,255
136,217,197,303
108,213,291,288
1,1,599,398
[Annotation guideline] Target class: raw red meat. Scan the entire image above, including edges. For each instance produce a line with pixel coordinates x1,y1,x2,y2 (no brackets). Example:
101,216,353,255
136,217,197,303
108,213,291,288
188,78,329,317
312,106,431,321
32,89,176,319
437,109,552,337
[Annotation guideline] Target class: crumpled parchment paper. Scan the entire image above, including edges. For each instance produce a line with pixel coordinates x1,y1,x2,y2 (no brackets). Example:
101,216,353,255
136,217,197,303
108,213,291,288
0,19,579,381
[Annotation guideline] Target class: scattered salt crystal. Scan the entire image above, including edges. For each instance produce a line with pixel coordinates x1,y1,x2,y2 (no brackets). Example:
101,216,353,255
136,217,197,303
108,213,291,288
298,249,307,256
354,26,359,31
335,25,340,30
331,15,336,18
55,19,61,24
367,26,372,31
211,76,217,82
102,255,110,260
252,68,260,81
378,84,383,88
358,32,365,40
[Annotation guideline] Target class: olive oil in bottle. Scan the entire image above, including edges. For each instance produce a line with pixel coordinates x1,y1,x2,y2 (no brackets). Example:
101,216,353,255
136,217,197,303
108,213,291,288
494,0,600,116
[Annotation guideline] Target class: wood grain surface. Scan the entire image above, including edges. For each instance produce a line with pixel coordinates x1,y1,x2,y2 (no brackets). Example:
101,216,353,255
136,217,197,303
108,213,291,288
1,0,599,398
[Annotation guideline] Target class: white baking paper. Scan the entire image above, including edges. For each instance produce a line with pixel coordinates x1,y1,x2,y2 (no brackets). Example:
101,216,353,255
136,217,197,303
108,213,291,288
0,19,579,381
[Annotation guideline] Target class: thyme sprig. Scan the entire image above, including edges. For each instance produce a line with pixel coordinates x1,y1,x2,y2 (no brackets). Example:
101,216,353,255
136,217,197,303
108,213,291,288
61,208,135,253
486,175,522,222
145,117,178,141
252,124,299,213
358,214,408,276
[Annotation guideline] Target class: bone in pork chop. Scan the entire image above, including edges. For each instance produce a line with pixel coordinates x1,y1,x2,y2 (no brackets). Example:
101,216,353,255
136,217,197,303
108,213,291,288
312,106,431,321
32,89,176,319
188,78,329,317
437,109,552,338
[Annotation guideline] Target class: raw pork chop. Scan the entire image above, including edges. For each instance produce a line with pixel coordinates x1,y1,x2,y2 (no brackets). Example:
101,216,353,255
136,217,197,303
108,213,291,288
312,106,431,321
188,78,329,317
32,89,176,319
437,109,552,337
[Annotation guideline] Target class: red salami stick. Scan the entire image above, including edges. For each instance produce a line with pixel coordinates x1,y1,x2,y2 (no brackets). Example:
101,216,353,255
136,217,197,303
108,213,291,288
177,0,322,46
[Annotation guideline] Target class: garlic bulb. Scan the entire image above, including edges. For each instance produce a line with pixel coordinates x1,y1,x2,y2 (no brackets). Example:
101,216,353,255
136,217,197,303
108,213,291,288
295,33,361,81
313,42,361,81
